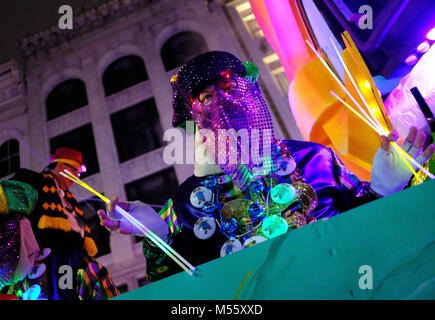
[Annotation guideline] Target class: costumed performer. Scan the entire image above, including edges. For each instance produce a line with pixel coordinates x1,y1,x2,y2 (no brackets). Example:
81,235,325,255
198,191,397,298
12,147,119,300
98,51,434,282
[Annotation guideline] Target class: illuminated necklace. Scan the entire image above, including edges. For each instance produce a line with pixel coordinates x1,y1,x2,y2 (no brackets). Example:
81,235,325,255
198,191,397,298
190,142,318,257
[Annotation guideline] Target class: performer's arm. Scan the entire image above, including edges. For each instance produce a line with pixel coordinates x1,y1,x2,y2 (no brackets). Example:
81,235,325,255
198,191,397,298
98,197,186,281
330,148,381,212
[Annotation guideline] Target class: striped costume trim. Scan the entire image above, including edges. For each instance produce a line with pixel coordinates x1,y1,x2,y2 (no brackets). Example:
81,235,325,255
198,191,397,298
75,206,84,216
38,215,71,232
42,173,54,179
77,259,120,300
83,236,98,257
158,199,181,234
41,202,65,213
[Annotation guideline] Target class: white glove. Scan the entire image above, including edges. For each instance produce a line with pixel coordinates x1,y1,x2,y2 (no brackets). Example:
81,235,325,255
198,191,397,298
119,201,170,241
371,127,434,197
98,198,170,243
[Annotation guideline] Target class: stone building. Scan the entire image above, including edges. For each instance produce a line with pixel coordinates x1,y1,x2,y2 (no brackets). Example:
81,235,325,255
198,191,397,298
0,0,299,294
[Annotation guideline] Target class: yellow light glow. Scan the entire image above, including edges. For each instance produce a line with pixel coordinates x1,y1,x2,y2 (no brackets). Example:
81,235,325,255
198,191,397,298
242,13,256,22
263,53,279,64
235,2,251,13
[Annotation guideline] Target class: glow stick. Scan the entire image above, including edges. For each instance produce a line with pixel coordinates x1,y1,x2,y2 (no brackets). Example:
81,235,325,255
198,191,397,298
305,39,380,130
391,143,420,182
330,91,387,136
61,171,195,271
111,205,196,276
324,38,433,180
60,170,196,275
331,91,433,180
341,32,393,132
61,171,195,274
329,38,385,131
392,143,435,179
305,38,431,180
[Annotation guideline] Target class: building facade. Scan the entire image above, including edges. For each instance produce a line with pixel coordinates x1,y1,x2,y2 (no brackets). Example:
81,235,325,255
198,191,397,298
0,0,300,294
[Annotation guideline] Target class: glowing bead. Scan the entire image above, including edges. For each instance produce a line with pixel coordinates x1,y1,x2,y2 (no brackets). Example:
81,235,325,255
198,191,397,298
275,158,296,176
190,187,212,208
405,54,418,66
202,201,217,215
203,175,218,189
286,213,307,229
248,202,265,219
427,27,435,41
417,41,430,54
243,235,267,248
270,183,296,205
220,238,243,257
194,217,216,239
261,215,288,239
222,218,239,234
249,179,264,194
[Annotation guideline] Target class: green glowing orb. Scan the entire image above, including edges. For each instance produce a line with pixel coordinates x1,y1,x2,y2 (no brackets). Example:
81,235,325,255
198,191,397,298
261,215,288,239
270,183,296,205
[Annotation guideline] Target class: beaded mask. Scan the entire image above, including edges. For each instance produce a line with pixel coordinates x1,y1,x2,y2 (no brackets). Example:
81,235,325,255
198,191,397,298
191,74,279,191
171,51,281,191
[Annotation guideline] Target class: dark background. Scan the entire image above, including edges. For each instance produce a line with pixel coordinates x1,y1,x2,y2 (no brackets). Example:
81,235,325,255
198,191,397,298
0,1,107,64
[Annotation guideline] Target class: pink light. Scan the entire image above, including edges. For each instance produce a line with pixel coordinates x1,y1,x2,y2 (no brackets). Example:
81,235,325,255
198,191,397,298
405,54,418,65
427,27,435,41
417,41,430,53
81,165,87,173
220,69,232,78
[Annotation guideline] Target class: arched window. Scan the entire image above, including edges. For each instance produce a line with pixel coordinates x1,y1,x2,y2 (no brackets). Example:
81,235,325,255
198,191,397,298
102,55,148,96
160,31,208,71
125,167,179,206
46,79,88,121
0,139,19,178
111,98,163,163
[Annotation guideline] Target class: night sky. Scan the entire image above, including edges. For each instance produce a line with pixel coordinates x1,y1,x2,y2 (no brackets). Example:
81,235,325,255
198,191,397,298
0,0,108,65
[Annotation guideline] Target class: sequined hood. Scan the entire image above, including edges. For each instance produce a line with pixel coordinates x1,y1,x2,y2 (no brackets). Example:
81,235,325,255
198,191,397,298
170,51,259,127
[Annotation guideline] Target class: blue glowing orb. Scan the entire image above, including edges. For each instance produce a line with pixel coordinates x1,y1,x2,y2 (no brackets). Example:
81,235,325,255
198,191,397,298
249,179,264,194
248,202,265,219
22,284,41,300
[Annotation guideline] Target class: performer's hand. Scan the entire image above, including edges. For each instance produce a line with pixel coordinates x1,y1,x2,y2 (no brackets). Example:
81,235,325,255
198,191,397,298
98,198,170,239
371,126,434,196
97,196,134,235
